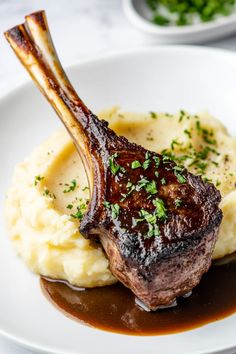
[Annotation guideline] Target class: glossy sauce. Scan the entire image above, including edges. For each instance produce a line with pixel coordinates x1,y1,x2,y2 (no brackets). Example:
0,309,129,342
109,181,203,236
41,253,236,335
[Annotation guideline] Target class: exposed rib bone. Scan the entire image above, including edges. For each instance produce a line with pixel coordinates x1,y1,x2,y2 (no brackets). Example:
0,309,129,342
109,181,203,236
5,12,95,190
4,11,222,310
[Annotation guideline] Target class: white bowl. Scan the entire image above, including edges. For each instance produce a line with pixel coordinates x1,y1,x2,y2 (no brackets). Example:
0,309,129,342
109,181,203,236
1,46,236,354
123,0,236,44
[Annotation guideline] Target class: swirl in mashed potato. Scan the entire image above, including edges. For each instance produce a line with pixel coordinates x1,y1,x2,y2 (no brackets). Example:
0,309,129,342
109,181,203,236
5,108,236,287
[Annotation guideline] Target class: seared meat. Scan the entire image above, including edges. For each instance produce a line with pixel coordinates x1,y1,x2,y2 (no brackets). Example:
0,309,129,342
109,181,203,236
5,11,222,310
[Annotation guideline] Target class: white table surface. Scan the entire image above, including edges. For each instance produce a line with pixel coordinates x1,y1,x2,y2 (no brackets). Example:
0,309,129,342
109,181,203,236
1,1,236,353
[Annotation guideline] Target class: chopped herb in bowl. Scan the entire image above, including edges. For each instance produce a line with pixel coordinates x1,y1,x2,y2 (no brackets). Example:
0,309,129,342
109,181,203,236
146,0,236,26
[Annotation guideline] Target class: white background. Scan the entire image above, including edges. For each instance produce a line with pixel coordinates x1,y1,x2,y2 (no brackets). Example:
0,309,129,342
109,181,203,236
1,1,236,353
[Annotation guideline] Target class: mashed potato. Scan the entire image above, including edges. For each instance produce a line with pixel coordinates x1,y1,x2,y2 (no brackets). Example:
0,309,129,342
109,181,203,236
5,109,236,288
5,130,116,287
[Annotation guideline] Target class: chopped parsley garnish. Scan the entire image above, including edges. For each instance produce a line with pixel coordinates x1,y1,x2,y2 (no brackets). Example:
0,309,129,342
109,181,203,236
71,202,87,220
145,180,158,195
173,166,186,184
184,129,192,138
162,154,171,163
196,120,216,145
136,177,157,195
103,201,111,208
179,110,186,122
109,152,125,175
165,113,173,118
43,189,56,199
63,179,77,193
175,199,182,208
66,204,73,210
157,112,222,183
146,0,236,26
111,204,120,219
171,139,181,150
136,177,149,190
135,197,167,238
143,151,151,170
143,159,151,170
153,198,167,220
153,155,160,168
175,173,186,184
34,175,44,186
139,209,157,224
203,177,212,183
150,111,157,119
82,186,89,192
161,177,166,185
131,160,142,169
136,209,160,238
120,182,136,201
103,201,120,219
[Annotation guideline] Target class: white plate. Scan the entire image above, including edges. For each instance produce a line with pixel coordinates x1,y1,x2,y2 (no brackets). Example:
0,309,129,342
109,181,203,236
123,0,236,44
1,46,236,354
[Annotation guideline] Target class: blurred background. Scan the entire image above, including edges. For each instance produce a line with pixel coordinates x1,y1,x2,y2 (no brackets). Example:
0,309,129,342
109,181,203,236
1,1,236,353
2,0,236,96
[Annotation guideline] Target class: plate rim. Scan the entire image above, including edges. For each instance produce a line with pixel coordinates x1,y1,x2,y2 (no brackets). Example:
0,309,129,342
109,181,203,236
1,45,236,354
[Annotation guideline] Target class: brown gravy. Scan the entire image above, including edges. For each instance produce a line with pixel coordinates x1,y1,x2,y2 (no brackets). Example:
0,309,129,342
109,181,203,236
40,253,236,335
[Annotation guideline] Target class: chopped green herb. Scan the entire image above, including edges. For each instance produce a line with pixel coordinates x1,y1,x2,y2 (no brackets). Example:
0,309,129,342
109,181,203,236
43,189,56,199
175,199,182,208
203,177,213,183
109,153,120,175
179,110,186,122
63,179,77,193
109,153,125,175
146,0,236,27
43,189,49,196
153,198,167,220
196,120,217,145
145,180,158,195
184,129,192,138
111,204,120,219
212,161,219,167
173,166,186,184
82,186,89,192
175,173,186,184
150,111,157,119
135,198,167,239
171,139,182,150
153,14,170,26
131,160,142,169
120,182,136,201
71,202,87,220
153,155,160,168
126,181,133,188
66,204,73,210
139,209,157,224
161,177,166,185
34,175,44,186
143,159,151,170
103,201,120,219
103,201,111,208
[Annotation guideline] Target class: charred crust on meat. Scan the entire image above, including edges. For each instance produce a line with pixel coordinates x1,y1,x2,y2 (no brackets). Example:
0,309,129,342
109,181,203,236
5,10,223,311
